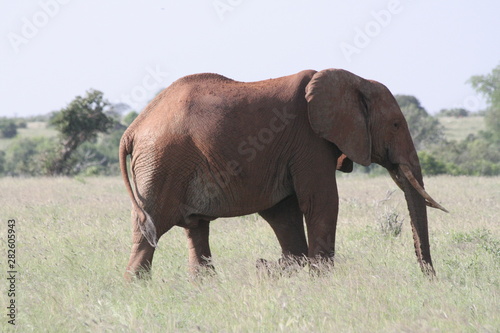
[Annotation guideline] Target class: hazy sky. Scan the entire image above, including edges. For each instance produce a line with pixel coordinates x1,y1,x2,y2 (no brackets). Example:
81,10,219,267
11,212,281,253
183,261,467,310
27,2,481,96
1,0,499,117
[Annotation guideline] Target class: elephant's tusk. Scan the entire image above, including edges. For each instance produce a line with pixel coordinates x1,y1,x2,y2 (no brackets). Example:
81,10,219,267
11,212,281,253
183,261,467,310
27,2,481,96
399,164,449,213
390,170,437,209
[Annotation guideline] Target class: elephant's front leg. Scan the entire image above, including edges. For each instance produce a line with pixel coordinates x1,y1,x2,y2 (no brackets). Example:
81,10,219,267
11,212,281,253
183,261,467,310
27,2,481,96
303,189,339,262
185,220,214,276
293,169,339,264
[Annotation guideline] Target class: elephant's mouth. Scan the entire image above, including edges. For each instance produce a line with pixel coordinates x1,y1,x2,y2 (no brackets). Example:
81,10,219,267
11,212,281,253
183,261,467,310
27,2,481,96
389,165,448,213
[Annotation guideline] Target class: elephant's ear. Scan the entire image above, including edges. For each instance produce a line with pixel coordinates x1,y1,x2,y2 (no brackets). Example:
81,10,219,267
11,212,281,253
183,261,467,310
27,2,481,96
305,69,372,166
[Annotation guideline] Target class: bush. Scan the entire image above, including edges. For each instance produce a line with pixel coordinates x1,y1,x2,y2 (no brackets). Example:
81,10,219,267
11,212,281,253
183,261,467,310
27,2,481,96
437,108,470,117
4,137,59,176
427,133,500,176
418,151,447,175
0,118,18,138
378,210,403,237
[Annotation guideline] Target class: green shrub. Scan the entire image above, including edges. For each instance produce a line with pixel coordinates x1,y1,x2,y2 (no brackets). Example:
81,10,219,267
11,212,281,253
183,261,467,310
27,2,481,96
4,137,59,176
378,210,403,237
425,133,500,176
0,118,18,138
418,151,447,175
437,108,470,117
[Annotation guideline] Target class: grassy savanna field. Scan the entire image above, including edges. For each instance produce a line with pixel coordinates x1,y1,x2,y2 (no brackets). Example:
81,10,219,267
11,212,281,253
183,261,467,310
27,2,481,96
438,116,486,141
1,175,498,332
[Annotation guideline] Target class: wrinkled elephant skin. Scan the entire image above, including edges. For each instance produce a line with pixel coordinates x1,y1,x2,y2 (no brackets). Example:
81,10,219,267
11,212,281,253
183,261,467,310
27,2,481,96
119,69,446,280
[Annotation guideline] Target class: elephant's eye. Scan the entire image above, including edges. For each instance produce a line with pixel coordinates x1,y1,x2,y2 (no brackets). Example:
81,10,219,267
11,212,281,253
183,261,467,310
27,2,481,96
392,121,400,130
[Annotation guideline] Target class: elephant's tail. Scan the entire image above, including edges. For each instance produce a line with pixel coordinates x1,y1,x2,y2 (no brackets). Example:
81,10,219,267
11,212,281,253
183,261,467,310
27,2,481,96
119,135,157,248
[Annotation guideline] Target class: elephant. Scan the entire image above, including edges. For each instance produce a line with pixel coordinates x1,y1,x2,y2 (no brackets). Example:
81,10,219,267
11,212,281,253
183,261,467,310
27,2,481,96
119,68,447,280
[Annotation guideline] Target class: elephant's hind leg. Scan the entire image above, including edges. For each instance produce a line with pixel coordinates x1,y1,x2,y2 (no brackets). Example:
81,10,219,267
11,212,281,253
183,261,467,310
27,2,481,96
124,218,157,281
259,195,308,263
185,220,214,276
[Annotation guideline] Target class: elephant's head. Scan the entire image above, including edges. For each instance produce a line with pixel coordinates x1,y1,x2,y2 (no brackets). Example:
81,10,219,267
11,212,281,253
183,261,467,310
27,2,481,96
305,69,447,275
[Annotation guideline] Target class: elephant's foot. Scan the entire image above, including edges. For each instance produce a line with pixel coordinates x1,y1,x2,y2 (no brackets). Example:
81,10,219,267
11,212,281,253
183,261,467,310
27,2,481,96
307,256,335,276
124,265,152,282
256,258,279,278
256,256,335,278
256,256,307,278
188,257,216,279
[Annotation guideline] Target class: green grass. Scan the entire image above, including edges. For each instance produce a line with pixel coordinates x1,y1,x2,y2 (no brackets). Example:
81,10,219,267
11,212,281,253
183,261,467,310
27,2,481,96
16,122,58,138
438,116,486,141
0,175,498,332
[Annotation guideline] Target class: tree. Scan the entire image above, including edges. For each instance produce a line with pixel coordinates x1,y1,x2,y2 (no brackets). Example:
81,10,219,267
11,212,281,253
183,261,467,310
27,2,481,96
394,95,422,110
437,108,470,118
468,64,500,142
123,111,139,126
0,118,18,138
418,151,447,175
48,89,113,175
394,95,444,149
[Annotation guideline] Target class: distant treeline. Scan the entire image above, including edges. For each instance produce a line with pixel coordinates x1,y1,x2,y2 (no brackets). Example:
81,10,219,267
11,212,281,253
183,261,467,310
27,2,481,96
1,64,499,177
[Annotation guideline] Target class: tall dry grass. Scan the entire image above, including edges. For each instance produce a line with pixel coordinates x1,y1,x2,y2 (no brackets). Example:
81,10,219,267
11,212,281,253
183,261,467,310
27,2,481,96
0,175,498,332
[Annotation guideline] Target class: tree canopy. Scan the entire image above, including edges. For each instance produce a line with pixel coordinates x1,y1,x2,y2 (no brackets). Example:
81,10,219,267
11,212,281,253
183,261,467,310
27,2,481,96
437,108,470,118
49,89,114,175
394,95,444,150
468,64,500,142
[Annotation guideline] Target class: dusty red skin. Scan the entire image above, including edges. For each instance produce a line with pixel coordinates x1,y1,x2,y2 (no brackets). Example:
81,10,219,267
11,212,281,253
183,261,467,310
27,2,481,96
120,69,446,281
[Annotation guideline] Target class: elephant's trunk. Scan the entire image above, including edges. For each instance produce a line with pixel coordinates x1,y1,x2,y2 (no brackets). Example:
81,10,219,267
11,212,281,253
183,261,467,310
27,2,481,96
389,164,446,276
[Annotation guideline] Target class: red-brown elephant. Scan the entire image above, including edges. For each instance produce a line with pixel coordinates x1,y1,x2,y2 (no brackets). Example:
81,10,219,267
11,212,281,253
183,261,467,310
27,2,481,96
119,69,447,280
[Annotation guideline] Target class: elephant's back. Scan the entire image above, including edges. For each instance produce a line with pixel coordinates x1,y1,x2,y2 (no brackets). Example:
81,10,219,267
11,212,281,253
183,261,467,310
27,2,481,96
162,70,317,107
123,69,317,151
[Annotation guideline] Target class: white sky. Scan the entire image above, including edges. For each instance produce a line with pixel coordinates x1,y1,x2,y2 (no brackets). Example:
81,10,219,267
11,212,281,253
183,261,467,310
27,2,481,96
1,0,499,117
